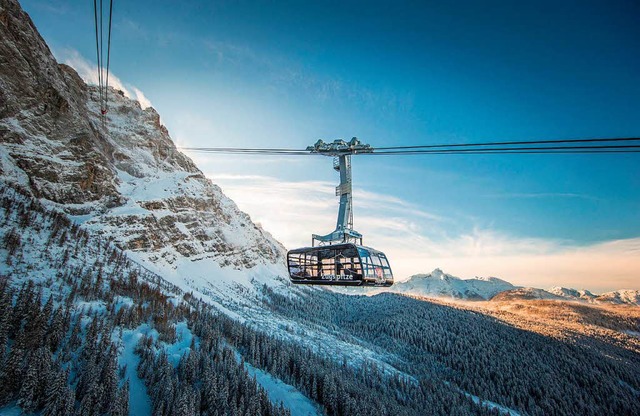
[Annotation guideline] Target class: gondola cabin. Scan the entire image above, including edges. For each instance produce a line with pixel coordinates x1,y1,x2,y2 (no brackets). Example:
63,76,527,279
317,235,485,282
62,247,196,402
287,243,394,286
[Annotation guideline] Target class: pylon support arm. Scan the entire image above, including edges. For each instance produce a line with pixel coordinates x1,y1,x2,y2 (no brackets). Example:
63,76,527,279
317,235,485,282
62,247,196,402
309,138,370,246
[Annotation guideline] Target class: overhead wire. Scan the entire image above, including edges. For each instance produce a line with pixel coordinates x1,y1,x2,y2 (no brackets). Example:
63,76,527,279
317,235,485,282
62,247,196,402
93,0,114,126
367,144,640,155
177,137,640,156
373,136,640,150
93,0,102,120
105,0,113,117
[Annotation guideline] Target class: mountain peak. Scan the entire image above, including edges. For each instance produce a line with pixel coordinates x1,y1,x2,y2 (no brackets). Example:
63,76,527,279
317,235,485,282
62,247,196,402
430,268,449,280
394,269,515,300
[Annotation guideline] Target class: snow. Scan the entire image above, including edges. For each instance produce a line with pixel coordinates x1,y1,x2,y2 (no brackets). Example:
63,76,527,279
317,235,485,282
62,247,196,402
163,322,198,366
233,351,320,416
113,296,135,312
547,287,640,306
0,145,31,188
0,404,22,416
597,289,640,306
115,325,155,416
465,392,521,416
75,300,107,314
445,382,521,416
392,268,515,300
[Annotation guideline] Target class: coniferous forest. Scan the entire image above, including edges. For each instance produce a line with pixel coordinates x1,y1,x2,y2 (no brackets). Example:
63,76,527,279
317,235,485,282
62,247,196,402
0,186,639,416
262,286,640,415
0,184,490,415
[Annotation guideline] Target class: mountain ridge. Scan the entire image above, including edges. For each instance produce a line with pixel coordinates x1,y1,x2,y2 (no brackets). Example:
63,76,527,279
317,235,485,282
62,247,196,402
394,268,640,305
393,268,516,301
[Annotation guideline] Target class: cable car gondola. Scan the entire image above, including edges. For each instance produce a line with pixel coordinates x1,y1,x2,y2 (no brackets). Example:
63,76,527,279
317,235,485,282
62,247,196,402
288,243,393,286
286,138,394,287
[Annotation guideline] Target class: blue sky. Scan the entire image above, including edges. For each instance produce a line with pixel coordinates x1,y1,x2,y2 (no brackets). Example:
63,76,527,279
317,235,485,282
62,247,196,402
22,0,640,291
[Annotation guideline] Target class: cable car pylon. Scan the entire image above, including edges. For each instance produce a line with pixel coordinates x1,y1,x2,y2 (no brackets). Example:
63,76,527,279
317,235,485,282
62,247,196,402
287,138,394,287
308,138,371,246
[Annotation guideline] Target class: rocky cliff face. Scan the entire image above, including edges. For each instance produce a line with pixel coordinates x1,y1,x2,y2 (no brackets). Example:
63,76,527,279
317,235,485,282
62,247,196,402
0,0,287,301
0,0,118,205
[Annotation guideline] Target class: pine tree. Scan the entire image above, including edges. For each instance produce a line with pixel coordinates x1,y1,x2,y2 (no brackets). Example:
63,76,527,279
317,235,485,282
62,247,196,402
46,307,66,352
43,368,68,416
10,280,34,337
42,295,54,324
108,378,129,416
18,352,40,412
0,328,27,403
62,387,76,416
0,290,10,356
99,348,120,413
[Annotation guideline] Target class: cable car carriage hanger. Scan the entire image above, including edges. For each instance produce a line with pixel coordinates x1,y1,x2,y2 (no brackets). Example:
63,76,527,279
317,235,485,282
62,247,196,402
287,138,394,287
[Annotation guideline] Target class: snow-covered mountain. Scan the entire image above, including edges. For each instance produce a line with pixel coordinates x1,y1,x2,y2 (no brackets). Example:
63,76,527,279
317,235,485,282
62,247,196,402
595,289,640,305
0,0,288,308
548,286,597,301
490,287,564,302
393,268,516,300
491,287,640,306
1,1,411,391
394,269,640,306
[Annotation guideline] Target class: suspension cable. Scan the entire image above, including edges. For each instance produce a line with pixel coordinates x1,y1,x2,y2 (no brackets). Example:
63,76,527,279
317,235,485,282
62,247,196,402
105,0,113,117
93,0,102,118
374,136,640,150
177,137,640,156
93,0,114,126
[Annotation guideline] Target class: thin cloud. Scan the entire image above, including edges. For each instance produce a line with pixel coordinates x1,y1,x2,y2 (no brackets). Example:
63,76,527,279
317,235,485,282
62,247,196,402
126,21,411,113
131,87,152,110
55,49,153,110
29,1,70,15
205,172,640,293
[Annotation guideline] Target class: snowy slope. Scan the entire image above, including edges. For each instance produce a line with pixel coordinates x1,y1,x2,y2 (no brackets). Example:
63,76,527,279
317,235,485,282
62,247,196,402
548,287,640,305
490,287,564,302
594,289,640,306
77,88,291,302
393,268,516,300
548,287,597,301
2,84,290,301
0,183,318,416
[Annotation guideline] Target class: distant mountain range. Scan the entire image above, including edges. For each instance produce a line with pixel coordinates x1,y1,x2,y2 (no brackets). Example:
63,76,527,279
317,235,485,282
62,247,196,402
393,269,640,306
392,268,515,300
